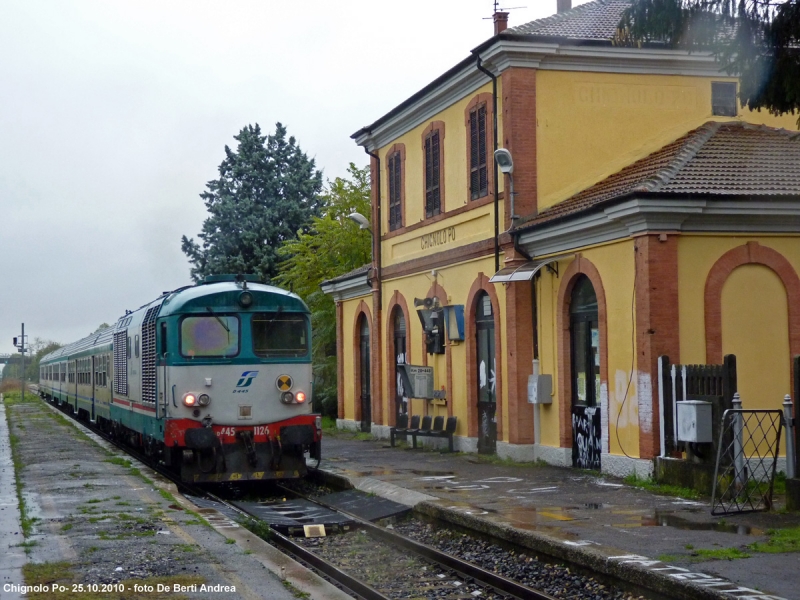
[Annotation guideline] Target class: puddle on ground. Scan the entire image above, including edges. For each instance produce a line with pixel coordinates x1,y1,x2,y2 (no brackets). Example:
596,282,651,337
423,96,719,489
617,511,763,535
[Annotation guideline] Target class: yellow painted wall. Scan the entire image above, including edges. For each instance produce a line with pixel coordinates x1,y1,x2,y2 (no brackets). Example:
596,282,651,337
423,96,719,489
379,254,505,438
678,235,800,367
534,240,641,456
378,80,504,267
721,265,791,413
536,71,798,211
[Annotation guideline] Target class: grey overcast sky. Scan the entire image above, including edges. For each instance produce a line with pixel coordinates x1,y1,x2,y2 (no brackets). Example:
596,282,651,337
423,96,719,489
0,0,591,356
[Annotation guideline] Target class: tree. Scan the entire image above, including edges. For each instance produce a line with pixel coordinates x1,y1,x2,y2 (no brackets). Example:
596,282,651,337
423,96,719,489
1,338,61,382
275,163,372,417
619,1,800,123
182,123,323,283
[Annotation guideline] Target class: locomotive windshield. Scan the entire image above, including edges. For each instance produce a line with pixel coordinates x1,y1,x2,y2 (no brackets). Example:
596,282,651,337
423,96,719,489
180,315,240,358
252,313,308,358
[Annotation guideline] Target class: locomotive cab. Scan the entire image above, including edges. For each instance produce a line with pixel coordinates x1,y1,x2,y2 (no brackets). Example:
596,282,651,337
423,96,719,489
152,275,319,483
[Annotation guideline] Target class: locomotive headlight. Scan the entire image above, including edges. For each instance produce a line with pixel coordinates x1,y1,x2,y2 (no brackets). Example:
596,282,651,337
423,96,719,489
198,393,211,406
183,393,197,407
295,391,306,403
280,391,294,404
238,291,254,308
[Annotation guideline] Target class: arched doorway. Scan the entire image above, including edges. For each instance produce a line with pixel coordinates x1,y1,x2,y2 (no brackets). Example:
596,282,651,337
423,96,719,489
358,314,371,432
393,308,408,422
475,291,496,454
570,275,601,469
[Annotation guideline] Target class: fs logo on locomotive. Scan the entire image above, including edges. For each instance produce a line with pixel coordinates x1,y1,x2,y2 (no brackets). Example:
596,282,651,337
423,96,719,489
234,371,259,393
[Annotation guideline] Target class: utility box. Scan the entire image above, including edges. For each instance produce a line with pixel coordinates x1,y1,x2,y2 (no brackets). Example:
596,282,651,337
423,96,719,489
527,374,553,404
677,400,713,443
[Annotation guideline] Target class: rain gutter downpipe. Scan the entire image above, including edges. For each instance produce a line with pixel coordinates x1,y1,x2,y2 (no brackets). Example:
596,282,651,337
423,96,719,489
475,55,500,273
364,146,382,307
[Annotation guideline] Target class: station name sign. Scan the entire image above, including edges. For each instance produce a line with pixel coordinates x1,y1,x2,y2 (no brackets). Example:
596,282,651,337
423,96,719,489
420,226,456,251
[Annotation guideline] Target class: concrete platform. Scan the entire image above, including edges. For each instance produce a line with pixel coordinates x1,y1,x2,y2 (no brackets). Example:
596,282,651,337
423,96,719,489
0,393,350,600
320,431,800,600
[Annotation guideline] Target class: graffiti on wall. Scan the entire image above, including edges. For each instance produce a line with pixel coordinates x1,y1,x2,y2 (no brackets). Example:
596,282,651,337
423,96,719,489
572,406,601,469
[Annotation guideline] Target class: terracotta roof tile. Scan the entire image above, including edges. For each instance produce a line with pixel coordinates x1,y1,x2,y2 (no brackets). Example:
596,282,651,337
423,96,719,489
518,121,800,229
509,0,631,41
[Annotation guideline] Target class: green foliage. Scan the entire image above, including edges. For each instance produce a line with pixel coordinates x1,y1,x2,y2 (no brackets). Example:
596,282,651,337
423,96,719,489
619,1,800,124
275,164,372,417
182,123,323,283
623,473,702,499
1,338,61,382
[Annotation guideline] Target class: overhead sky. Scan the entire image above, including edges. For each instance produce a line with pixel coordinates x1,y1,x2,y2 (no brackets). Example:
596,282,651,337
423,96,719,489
0,0,592,354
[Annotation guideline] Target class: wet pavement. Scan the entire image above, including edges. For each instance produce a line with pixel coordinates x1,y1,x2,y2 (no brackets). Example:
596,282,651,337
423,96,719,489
0,397,24,600
0,393,349,600
321,432,800,600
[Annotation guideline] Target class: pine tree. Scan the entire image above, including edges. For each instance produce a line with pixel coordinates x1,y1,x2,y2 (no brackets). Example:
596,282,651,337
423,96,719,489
275,163,372,416
619,1,800,122
181,123,323,283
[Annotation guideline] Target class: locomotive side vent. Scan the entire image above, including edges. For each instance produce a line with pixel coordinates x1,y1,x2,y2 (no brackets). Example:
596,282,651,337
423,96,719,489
113,330,128,396
140,306,160,405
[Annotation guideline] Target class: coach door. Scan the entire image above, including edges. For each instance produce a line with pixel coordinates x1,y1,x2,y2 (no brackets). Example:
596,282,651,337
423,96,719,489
476,292,497,454
358,315,371,432
570,275,602,470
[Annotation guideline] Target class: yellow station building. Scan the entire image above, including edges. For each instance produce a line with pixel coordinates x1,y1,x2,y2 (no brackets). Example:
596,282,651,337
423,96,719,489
322,0,800,477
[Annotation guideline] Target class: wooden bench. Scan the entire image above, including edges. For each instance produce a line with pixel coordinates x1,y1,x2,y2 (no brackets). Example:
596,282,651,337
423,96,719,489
412,415,457,452
390,414,420,447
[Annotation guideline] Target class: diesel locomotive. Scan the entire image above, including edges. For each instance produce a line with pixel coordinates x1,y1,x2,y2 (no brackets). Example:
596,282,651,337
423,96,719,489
38,274,321,483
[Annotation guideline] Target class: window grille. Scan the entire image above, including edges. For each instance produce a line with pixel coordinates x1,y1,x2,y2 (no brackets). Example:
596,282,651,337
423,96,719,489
114,330,128,395
425,130,441,218
712,82,737,117
388,152,402,231
141,306,160,404
469,105,489,200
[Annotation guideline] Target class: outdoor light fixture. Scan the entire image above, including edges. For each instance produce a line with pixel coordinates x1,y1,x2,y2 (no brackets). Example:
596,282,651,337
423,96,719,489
348,212,371,231
494,148,514,174
494,148,519,224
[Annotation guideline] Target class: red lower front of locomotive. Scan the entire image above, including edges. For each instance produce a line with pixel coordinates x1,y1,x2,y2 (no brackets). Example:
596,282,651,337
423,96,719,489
164,415,321,483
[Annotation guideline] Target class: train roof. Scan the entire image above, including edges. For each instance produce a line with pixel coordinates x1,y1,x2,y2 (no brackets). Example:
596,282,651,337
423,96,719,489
41,327,114,363
158,279,308,317
41,276,308,364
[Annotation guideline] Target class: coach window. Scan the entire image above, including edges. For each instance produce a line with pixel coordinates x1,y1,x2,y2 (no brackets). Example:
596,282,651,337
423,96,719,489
180,315,240,358
252,313,309,358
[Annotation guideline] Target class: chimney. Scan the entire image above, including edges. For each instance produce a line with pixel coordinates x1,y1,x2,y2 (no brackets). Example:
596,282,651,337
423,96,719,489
557,0,572,13
493,11,509,35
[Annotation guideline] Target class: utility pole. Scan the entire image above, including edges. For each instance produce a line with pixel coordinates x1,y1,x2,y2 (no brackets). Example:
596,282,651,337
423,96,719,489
13,323,26,401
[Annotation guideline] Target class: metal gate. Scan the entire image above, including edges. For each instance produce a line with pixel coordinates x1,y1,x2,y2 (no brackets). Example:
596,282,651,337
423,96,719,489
711,403,783,515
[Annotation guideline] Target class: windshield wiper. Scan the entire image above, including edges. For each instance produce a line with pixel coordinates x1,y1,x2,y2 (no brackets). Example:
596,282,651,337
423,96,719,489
206,306,230,332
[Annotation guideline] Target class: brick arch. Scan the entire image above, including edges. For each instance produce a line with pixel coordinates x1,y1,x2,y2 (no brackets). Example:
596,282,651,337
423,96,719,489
352,301,373,426
705,242,800,365
386,291,412,427
465,273,503,441
557,256,609,449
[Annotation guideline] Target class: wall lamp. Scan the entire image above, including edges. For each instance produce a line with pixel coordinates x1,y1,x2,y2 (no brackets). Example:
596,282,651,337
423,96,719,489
348,212,371,232
494,148,519,225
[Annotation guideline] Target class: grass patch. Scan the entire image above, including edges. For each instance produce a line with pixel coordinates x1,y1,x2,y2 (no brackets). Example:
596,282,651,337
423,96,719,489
282,580,310,599
85,499,101,504
695,547,751,560
104,457,132,468
225,538,236,544
61,523,73,531
238,517,272,540
623,473,701,500
23,562,203,599
321,416,337,434
750,526,800,554
3,395,35,538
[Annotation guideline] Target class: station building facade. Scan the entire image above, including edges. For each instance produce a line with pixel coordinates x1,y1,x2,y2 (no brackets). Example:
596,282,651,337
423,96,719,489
322,0,800,476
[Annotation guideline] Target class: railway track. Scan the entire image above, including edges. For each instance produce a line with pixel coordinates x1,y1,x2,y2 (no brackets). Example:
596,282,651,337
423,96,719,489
36,390,640,600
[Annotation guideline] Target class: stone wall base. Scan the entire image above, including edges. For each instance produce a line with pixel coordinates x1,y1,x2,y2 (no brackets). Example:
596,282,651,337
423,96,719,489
601,453,654,479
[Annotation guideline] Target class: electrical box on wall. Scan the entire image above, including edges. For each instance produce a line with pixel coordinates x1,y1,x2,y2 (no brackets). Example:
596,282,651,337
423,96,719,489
677,400,713,443
527,374,553,404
